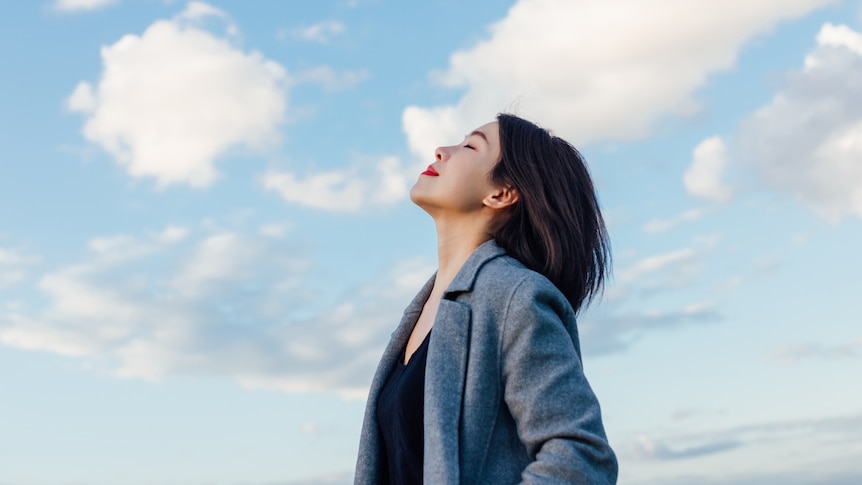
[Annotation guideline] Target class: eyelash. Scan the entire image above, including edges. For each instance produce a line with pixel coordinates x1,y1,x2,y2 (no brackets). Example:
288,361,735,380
464,144,475,150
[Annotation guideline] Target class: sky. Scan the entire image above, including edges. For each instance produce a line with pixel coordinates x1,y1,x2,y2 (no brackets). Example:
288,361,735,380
1,0,861,484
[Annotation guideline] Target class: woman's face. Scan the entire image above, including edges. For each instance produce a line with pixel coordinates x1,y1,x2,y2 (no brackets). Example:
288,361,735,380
410,121,503,216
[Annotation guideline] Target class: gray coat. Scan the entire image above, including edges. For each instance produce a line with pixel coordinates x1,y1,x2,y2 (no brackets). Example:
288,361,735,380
354,240,618,484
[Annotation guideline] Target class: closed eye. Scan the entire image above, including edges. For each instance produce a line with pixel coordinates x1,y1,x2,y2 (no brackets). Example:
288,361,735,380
464,144,475,150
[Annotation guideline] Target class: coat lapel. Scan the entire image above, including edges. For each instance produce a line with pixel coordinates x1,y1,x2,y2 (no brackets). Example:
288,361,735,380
423,240,507,484
424,297,471,484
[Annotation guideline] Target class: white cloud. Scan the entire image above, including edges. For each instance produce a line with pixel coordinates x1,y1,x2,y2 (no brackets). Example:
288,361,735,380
764,338,862,365
258,222,292,238
617,248,699,284
0,247,41,288
289,20,345,43
643,209,707,234
177,0,227,21
685,137,732,203
712,251,781,292
156,225,189,243
577,244,718,354
815,22,862,56
403,105,461,162
66,82,96,112
0,248,39,266
264,171,363,212
736,23,862,222
620,412,862,482
67,2,288,187
0,226,433,397
402,0,836,158
263,155,410,212
54,0,117,11
175,1,240,37
294,66,369,92
579,304,720,356
630,434,740,461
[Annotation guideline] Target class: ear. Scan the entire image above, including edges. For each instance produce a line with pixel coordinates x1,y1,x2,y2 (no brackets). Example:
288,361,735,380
483,185,519,210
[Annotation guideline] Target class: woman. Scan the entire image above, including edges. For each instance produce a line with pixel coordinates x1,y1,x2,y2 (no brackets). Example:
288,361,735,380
354,114,618,484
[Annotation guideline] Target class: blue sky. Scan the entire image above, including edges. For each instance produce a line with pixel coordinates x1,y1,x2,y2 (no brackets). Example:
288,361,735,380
1,0,861,483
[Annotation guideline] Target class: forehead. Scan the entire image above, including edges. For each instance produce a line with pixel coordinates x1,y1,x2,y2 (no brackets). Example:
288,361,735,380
472,121,500,146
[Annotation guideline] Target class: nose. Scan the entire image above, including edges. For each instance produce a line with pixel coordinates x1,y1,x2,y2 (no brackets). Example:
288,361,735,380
434,146,449,162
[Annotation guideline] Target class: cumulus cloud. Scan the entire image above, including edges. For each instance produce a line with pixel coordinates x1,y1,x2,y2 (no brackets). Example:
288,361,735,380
67,2,288,187
263,156,410,212
54,0,117,11
287,20,346,43
402,0,836,158
0,226,433,397
736,23,862,221
685,137,732,203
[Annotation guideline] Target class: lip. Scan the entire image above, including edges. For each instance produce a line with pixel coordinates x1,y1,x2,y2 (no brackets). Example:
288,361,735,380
421,165,439,176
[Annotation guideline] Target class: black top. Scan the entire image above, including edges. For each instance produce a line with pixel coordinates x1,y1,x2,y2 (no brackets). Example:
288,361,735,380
376,332,431,485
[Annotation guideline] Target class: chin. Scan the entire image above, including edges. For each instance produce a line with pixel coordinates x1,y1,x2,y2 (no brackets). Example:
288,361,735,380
409,185,435,214
409,183,423,205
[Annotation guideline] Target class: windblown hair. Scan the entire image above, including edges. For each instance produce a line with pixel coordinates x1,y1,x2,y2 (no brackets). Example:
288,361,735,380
491,113,611,313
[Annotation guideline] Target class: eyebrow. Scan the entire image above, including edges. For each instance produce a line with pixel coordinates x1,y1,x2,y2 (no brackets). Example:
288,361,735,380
466,130,489,145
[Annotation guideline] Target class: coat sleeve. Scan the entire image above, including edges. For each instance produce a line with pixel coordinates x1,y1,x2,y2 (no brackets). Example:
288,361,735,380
500,275,618,485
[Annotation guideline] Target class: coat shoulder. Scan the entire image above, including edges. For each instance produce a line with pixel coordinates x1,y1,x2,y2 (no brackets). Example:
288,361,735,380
474,254,567,305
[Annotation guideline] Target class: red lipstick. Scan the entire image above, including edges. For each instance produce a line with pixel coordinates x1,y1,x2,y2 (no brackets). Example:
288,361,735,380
421,165,439,176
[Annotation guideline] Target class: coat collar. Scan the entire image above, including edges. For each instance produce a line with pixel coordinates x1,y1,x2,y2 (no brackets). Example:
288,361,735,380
403,273,435,314
443,239,507,296
402,239,507,313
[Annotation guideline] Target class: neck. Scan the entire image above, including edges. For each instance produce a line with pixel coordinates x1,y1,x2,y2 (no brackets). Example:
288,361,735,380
431,216,494,294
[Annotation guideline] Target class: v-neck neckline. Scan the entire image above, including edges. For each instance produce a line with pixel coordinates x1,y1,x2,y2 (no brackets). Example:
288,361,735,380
402,330,431,367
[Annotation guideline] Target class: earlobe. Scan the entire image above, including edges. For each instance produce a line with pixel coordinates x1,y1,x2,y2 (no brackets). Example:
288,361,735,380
483,186,519,210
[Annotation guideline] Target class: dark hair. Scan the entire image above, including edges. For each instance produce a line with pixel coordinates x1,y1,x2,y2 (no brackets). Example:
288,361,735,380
491,113,611,312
